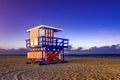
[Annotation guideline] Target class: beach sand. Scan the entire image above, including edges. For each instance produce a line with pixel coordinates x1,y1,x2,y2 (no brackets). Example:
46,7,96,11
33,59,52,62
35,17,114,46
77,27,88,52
0,56,120,80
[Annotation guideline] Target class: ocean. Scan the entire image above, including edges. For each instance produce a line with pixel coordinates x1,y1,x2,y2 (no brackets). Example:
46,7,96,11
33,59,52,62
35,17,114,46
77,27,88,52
0,54,120,58
64,54,120,58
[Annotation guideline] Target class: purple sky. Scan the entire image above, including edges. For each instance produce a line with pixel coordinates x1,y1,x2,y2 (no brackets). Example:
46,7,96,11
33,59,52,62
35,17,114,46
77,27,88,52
0,0,120,49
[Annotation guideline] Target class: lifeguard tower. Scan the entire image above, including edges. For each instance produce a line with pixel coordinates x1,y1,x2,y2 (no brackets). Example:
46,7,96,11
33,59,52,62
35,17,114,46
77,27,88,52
26,25,69,64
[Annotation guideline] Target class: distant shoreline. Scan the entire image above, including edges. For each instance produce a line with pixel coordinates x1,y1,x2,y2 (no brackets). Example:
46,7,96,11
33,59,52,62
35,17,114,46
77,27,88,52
0,54,120,58
64,54,120,58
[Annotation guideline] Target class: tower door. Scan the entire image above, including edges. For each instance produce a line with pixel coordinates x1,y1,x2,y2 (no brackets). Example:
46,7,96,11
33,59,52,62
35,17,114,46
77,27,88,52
30,28,39,46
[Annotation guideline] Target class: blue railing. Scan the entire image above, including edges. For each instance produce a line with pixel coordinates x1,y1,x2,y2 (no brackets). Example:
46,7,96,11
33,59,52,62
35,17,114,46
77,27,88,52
26,36,69,48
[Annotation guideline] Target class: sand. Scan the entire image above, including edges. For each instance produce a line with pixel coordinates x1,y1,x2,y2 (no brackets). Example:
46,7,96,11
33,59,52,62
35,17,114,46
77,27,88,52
0,56,120,80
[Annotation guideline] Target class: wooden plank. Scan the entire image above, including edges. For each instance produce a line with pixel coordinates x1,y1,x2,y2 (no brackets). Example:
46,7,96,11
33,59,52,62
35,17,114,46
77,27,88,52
27,52,44,59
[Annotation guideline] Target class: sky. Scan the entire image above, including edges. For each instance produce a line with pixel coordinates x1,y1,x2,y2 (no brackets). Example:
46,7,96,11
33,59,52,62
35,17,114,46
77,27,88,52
0,0,120,49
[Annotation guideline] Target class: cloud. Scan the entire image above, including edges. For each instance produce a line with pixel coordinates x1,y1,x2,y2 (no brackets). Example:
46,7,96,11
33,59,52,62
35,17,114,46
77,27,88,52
97,30,113,33
97,38,112,41
0,44,120,55
97,36,120,41
0,48,29,55
116,36,120,39
65,44,120,54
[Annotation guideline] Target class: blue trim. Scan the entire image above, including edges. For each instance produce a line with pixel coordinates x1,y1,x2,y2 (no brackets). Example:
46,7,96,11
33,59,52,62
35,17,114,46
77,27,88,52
26,36,69,51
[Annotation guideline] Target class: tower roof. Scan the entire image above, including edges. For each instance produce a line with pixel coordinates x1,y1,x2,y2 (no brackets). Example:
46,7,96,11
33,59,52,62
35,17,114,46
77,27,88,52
27,25,63,32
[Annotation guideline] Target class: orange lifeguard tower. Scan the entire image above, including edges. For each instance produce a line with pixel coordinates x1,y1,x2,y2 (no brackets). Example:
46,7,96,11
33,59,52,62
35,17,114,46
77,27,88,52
26,25,69,64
